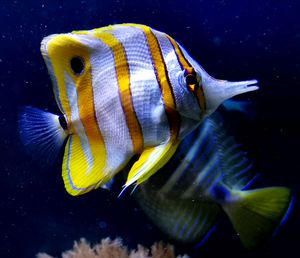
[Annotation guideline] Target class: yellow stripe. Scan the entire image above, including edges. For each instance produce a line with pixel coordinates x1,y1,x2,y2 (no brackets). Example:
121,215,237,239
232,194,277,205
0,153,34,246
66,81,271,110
167,35,191,68
167,35,207,112
93,31,144,154
75,51,105,153
47,35,106,190
47,36,74,132
125,24,180,139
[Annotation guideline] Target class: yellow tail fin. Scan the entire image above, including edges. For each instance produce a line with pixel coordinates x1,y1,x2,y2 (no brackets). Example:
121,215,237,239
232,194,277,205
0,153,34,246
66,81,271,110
222,187,292,249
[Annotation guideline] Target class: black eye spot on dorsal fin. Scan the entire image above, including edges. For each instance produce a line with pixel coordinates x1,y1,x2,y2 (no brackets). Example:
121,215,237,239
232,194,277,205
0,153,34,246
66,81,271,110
184,67,201,91
70,56,85,75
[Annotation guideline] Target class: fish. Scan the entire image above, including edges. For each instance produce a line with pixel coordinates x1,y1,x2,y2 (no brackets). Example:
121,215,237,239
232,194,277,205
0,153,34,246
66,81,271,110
19,24,258,196
134,111,292,249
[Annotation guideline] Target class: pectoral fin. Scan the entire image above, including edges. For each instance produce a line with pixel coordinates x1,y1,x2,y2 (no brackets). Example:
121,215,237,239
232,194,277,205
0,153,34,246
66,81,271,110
123,139,180,190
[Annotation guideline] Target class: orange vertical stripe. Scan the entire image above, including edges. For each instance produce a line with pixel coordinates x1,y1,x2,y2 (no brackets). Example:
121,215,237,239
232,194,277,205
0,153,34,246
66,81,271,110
93,32,144,154
132,25,180,139
167,35,206,112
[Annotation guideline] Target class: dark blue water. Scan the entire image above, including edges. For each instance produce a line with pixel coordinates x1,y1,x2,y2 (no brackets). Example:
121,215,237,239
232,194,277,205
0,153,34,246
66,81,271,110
1,1,299,257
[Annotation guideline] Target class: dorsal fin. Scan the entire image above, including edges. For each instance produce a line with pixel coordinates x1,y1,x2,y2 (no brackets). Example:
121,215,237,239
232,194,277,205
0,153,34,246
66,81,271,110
208,113,255,190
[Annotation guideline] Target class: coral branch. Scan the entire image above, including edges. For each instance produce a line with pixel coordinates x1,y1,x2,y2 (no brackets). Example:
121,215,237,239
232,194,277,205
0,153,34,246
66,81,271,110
36,238,189,258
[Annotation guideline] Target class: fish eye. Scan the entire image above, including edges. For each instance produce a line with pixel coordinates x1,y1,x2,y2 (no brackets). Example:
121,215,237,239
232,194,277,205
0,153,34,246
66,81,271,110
70,56,85,75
